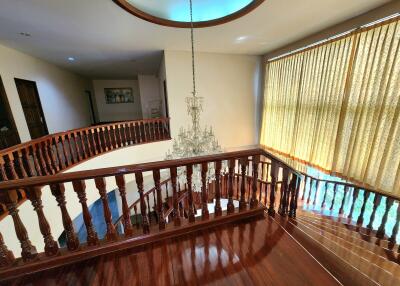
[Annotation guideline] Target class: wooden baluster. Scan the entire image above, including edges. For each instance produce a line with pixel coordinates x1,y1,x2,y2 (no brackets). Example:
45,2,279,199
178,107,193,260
268,161,278,216
85,130,94,156
42,141,55,174
96,128,103,153
278,168,290,216
30,145,43,175
26,186,59,256
90,129,98,155
153,169,166,230
301,175,308,200
16,150,28,178
313,180,320,205
50,183,79,251
142,122,148,142
250,155,260,209
214,161,222,216
367,194,381,229
22,148,35,177
106,126,114,150
146,195,151,224
259,162,265,201
133,205,139,228
47,139,60,172
348,188,360,219
72,180,99,245
53,137,65,170
321,182,328,208
227,159,235,214
119,124,125,145
389,204,400,245
111,125,118,148
376,198,394,239
116,175,134,236
61,135,71,166
129,123,137,145
100,127,110,152
330,183,338,210
165,181,169,201
239,157,248,211
339,185,348,215
306,178,313,204
1,190,37,261
201,162,209,220
289,175,300,218
36,143,50,174
135,172,150,233
357,191,370,226
0,157,8,181
186,164,196,222
170,167,181,226
6,153,19,179
75,132,85,160
94,177,118,241
0,231,15,267
72,132,82,162
66,134,76,164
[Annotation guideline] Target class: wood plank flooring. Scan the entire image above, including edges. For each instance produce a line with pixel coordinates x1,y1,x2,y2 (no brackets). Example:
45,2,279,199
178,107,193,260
3,216,339,286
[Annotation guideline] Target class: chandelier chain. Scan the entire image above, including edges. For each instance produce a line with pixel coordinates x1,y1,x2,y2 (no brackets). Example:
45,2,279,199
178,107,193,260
190,0,196,97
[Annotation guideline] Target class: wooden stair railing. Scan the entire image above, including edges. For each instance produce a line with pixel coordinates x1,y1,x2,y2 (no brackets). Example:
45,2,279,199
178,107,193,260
297,173,400,251
0,117,171,220
0,147,301,281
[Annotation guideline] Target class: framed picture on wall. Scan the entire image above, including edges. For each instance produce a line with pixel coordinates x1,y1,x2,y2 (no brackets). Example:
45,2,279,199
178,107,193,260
104,88,134,104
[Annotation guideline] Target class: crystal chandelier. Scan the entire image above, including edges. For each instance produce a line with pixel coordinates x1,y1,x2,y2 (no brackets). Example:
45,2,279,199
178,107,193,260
165,0,223,192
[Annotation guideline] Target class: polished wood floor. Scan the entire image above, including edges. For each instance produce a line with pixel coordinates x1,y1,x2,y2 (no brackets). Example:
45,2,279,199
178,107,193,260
4,216,339,286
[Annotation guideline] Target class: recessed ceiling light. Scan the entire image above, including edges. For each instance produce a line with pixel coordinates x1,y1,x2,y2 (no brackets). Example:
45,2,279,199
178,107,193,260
68,57,75,62
19,32,31,37
235,36,249,43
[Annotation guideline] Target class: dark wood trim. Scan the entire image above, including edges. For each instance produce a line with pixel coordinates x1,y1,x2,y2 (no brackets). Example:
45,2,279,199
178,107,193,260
0,76,21,148
113,0,265,28
14,78,49,138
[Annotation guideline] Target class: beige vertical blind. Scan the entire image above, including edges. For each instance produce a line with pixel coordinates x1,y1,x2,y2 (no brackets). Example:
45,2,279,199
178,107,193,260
260,18,400,196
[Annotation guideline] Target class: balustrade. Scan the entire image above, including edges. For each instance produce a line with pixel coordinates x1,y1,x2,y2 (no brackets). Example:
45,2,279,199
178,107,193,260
0,147,300,280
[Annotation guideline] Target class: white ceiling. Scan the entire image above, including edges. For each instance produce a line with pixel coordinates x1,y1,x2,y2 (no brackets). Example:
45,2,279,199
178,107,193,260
0,0,391,78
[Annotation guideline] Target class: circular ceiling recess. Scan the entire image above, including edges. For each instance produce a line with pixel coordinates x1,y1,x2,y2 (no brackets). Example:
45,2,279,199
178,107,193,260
113,0,265,28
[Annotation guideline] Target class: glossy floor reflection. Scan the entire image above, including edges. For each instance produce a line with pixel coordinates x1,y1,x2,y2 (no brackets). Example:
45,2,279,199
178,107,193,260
8,216,339,286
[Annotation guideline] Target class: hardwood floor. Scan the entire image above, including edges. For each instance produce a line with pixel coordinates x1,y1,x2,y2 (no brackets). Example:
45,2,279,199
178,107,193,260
3,216,339,286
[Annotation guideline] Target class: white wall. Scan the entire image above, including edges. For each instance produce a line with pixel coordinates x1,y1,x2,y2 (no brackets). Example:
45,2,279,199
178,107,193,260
0,51,263,257
92,79,142,122
0,44,92,142
164,50,262,148
138,75,162,119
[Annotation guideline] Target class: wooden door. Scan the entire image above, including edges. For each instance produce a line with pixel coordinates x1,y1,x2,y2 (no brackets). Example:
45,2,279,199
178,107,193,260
15,78,48,139
0,76,20,150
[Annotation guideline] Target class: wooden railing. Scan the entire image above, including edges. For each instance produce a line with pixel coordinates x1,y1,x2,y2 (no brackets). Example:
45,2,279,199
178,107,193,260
0,147,301,280
0,117,171,219
299,174,400,248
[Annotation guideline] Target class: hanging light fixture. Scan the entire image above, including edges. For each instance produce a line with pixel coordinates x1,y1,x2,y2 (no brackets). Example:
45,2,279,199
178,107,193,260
165,0,224,192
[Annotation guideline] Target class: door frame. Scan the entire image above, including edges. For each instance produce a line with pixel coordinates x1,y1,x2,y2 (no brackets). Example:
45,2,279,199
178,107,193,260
0,75,21,145
14,78,49,137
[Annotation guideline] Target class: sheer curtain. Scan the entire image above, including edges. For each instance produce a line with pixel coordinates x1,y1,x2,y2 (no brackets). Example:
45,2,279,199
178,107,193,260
260,19,400,196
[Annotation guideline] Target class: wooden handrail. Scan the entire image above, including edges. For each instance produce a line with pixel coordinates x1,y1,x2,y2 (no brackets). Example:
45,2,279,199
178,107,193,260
0,117,171,220
0,148,299,190
0,147,302,280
